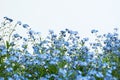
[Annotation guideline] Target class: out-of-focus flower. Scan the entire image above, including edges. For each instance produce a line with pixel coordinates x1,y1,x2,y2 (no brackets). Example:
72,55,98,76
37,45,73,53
23,24,29,28
49,29,54,34
6,67,13,72
13,33,21,38
4,16,13,22
59,68,67,77
8,77,13,80
114,27,118,31
64,41,69,46
17,21,22,25
63,56,72,62
0,77,4,80
33,46,40,54
96,72,104,78
83,37,89,42
91,29,98,33
29,30,34,36
23,38,27,41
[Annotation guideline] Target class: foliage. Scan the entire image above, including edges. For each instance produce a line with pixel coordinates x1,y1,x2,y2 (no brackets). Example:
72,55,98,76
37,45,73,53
0,17,120,80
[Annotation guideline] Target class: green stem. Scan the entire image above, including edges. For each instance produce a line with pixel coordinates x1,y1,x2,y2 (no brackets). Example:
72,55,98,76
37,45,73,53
8,23,17,42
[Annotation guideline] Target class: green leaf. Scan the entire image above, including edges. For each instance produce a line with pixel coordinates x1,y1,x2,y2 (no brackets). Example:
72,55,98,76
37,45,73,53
58,60,67,68
6,41,10,49
47,64,58,74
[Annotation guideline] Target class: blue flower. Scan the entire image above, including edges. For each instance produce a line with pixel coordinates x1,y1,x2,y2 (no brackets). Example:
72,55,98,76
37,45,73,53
59,68,67,77
60,30,66,34
83,37,89,42
63,56,71,62
114,28,118,31
51,34,57,39
49,60,57,65
0,77,4,80
39,54,48,60
9,56,18,62
91,29,98,33
23,24,29,28
17,21,22,25
78,61,88,66
29,30,34,36
6,67,13,72
8,77,13,80
4,16,13,22
4,60,10,65
0,45,7,55
13,74,19,79
64,41,69,46
106,33,113,38
23,38,27,41
33,46,40,54
96,72,104,78
33,60,40,65
0,45,6,50
73,31,78,35
39,77,48,80
53,50,60,54
13,33,21,38
1,49,7,55
80,46,89,53
49,29,54,34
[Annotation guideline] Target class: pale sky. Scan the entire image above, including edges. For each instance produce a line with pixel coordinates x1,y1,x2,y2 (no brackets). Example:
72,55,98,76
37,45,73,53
0,0,120,38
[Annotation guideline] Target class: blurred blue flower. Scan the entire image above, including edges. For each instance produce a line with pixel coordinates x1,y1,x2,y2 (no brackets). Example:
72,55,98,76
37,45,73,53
114,28,118,31
9,56,18,62
23,38,27,41
96,72,104,78
17,21,22,25
59,68,67,77
83,37,89,42
64,41,69,46
33,60,40,65
6,67,13,72
8,77,13,80
4,16,13,22
39,77,48,80
13,74,19,79
49,29,54,34
0,77,4,80
79,61,88,66
29,30,34,36
60,30,66,34
33,46,40,54
13,33,21,38
23,24,29,28
63,56,72,62
91,29,98,33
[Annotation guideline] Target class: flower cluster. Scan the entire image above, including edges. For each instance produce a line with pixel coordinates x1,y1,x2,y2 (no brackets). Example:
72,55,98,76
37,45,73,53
0,17,120,80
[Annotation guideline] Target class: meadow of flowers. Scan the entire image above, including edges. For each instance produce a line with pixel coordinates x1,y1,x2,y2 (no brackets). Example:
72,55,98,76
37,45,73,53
0,17,120,80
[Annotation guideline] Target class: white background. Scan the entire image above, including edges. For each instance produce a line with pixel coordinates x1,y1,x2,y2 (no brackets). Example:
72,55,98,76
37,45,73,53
0,0,120,38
